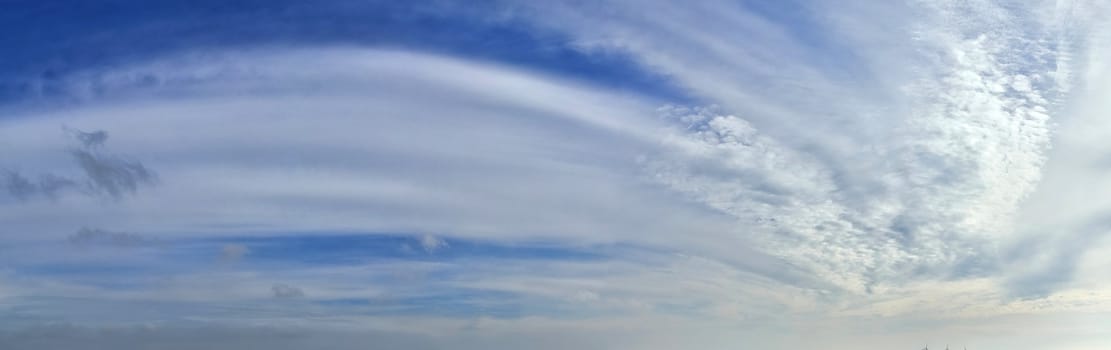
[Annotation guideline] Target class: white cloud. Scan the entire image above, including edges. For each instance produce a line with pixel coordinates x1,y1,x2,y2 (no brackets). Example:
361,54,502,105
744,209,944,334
0,49,737,247
3,1,1111,348
505,0,1105,299
0,48,784,321
419,235,448,253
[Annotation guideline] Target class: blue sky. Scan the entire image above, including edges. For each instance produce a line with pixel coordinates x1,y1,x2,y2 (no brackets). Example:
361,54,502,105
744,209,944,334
1,0,687,103
3,1,1111,349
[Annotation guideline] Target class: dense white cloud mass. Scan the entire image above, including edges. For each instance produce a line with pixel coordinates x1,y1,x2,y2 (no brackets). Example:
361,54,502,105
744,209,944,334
512,0,1081,294
4,0,1111,349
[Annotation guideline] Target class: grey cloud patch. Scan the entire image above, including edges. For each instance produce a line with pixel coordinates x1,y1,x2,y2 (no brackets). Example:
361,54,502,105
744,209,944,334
946,246,1000,280
68,227,157,247
37,174,78,199
3,171,37,200
2,129,155,201
2,171,77,201
69,128,109,148
272,284,305,299
70,148,156,198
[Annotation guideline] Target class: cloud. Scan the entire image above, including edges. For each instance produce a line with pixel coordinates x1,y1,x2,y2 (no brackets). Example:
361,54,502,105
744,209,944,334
272,283,305,299
1,128,154,201
67,227,156,247
419,235,448,253
67,128,109,148
70,148,156,199
66,129,157,199
0,48,740,249
2,2,1111,348
0,38,1082,319
2,171,38,201
36,174,78,200
3,170,78,202
502,0,1087,296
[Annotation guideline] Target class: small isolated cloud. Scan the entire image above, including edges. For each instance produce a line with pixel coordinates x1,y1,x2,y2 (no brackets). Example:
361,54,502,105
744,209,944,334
419,234,448,253
220,244,250,262
272,283,305,299
67,227,155,247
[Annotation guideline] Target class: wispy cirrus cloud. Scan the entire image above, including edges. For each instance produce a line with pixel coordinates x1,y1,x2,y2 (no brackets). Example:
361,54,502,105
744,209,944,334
3,1,1111,349
506,0,1102,299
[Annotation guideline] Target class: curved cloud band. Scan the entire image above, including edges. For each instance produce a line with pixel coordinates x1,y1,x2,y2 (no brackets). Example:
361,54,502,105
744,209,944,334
3,1,1111,349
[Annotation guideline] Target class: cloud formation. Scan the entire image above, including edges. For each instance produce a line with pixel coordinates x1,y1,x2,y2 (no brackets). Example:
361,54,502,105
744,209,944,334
506,0,1095,297
2,128,155,201
67,227,156,247
419,235,448,253
272,283,305,299
70,147,156,199
3,170,78,201
3,1,1111,349
69,129,108,149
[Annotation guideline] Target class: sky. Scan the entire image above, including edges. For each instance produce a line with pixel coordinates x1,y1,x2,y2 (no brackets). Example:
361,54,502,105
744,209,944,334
2,0,1111,349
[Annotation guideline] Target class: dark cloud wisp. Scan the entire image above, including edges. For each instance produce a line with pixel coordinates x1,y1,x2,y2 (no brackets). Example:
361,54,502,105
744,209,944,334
272,284,305,299
67,227,158,248
2,129,155,201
